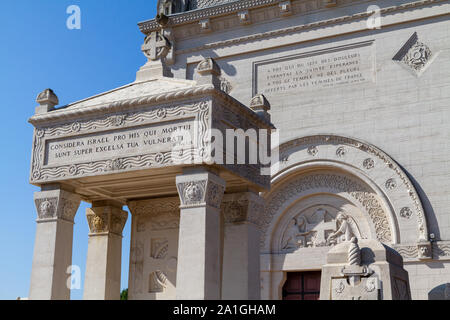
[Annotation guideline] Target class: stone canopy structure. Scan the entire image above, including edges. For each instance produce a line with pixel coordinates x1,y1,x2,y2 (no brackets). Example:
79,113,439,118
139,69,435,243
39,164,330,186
29,0,450,300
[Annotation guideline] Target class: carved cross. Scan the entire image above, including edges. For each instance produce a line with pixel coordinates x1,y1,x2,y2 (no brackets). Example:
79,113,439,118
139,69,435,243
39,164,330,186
143,238,177,293
141,31,170,61
308,210,337,246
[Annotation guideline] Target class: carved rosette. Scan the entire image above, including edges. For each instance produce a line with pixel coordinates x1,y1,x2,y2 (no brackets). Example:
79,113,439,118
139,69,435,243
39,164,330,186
34,189,81,222
86,206,128,236
176,172,225,209
221,192,264,225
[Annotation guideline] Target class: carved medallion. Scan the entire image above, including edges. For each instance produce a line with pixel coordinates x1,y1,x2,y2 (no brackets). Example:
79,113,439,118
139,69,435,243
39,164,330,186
141,31,171,61
393,32,433,75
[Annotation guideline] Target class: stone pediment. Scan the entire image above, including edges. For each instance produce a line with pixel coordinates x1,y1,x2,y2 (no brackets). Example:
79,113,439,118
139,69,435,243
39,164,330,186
65,78,197,111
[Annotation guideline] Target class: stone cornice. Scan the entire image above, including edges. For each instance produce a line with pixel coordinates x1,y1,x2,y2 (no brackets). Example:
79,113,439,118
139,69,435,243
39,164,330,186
139,0,283,33
28,84,273,129
176,0,449,56
139,0,446,35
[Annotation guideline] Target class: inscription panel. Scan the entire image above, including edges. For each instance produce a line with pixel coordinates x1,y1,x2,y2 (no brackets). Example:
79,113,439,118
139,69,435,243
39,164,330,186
45,119,195,167
253,41,375,97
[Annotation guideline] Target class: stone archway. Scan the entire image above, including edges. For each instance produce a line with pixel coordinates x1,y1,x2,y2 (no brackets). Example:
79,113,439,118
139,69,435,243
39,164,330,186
259,135,430,300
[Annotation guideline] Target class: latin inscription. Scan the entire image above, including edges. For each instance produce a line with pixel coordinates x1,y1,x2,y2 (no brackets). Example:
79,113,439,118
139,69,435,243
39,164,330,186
45,119,195,166
254,42,374,96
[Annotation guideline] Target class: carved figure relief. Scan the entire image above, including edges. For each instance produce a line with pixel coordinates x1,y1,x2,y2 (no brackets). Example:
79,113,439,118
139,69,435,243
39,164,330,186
280,207,363,252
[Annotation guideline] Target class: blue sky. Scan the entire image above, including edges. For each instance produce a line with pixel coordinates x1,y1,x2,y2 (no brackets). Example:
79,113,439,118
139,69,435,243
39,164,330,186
0,0,158,300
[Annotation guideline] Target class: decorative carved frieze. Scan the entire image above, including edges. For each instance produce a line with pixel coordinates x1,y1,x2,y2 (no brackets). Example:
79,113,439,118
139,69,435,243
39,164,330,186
221,192,264,225
128,197,180,231
278,135,429,243
30,101,210,184
261,173,392,250
166,0,444,56
86,205,128,236
34,189,81,223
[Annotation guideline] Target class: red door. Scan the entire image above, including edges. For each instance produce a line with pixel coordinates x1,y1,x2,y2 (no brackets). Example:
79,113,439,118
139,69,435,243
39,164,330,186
283,272,321,300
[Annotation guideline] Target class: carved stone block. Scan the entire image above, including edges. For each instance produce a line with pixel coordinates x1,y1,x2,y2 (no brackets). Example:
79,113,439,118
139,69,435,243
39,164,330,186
86,205,128,236
34,189,81,223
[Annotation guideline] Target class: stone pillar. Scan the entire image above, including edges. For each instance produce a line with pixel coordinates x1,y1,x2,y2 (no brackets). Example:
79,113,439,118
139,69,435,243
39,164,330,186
175,168,225,300
221,192,263,300
29,188,81,300
83,201,128,300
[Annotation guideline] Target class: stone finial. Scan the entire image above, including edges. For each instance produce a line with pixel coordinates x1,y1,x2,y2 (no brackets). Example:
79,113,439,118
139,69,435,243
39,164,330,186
35,89,58,114
195,57,222,88
250,94,271,121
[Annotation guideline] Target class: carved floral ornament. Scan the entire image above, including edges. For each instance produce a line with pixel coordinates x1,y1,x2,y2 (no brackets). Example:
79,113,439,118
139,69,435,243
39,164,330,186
34,190,81,222
393,32,434,75
177,179,225,209
271,135,429,246
30,102,209,183
86,206,128,235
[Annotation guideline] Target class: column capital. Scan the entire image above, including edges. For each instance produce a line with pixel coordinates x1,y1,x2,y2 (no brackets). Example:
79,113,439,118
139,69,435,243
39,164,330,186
34,189,81,223
221,192,264,225
86,204,128,236
176,169,225,209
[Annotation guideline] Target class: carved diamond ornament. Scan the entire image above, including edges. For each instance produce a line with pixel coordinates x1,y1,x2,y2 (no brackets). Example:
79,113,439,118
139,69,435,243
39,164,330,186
393,32,433,75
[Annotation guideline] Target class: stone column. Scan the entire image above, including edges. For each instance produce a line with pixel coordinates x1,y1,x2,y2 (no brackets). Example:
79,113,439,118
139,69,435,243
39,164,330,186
175,168,225,300
29,188,81,300
83,201,128,300
221,192,264,300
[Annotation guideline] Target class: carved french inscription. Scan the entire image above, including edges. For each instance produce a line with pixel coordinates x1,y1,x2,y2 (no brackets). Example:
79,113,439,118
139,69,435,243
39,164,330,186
254,42,374,96
45,119,195,166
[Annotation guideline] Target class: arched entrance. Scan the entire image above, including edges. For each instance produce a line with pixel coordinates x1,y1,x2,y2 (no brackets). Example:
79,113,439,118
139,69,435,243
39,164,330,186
260,135,429,300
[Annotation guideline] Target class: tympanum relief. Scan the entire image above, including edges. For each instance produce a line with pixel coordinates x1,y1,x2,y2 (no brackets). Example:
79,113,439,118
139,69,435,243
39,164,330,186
281,207,364,252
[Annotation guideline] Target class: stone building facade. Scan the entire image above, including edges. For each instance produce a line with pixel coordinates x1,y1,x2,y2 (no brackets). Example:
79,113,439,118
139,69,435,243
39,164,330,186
28,0,450,300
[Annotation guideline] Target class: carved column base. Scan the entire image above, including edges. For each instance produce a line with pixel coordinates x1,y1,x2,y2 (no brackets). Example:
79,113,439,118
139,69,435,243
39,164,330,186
83,202,128,300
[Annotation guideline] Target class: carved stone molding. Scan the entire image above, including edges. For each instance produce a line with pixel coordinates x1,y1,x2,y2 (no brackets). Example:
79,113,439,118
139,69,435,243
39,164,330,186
86,205,128,236
140,0,443,35
128,197,180,231
34,189,81,223
168,0,445,56
221,192,264,225
261,173,392,250
176,170,225,209
277,135,428,243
